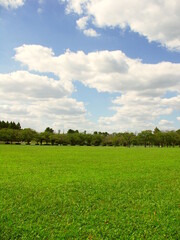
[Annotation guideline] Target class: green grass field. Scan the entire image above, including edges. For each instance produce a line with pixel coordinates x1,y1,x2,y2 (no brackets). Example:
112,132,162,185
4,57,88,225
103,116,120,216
0,145,179,239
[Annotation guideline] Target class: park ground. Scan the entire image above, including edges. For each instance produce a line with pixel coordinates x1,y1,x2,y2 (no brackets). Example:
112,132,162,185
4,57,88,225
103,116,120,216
0,145,179,239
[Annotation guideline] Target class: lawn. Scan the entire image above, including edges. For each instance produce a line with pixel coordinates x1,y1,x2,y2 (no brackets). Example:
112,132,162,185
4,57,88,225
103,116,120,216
0,145,179,239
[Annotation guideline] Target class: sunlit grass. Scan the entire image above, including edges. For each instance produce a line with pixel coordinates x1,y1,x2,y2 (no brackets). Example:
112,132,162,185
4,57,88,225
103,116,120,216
0,145,179,239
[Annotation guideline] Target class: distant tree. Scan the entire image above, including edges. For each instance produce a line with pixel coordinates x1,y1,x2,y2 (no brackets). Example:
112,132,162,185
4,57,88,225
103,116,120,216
1,120,180,147
8,129,17,144
0,121,6,129
67,129,79,134
50,133,59,145
164,131,178,147
13,129,22,143
84,134,92,146
22,128,36,144
0,120,21,130
59,134,70,145
16,122,21,130
45,127,54,133
138,130,153,147
92,134,102,146
176,129,180,147
153,127,160,134
122,132,135,147
69,133,78,145
116,133,124,146
153,128,162,147
112,135,120,146
78,133,86,146
34,132,41,145
0,129,10,143
39,132,45,145
103,135,113,146
43,132,51,144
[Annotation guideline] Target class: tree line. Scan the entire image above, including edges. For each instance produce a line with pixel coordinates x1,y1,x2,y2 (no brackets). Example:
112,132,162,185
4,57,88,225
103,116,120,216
0,121,180,147
0,120,21,130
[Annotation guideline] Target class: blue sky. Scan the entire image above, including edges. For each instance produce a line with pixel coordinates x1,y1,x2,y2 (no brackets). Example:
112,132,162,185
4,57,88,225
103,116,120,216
0,0,180,132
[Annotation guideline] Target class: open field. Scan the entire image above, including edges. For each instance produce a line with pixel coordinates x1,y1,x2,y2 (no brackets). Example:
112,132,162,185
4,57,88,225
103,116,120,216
0,145,179,239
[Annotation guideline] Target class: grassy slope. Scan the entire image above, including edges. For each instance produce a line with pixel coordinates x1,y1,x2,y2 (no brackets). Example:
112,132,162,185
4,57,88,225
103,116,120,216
0,145,179,239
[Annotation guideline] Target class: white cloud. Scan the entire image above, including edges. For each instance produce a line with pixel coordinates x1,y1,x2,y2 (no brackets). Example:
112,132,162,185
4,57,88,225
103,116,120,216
158,119,174,130
76,16,88,30
0,98,91,132
0,0,25,9
13,44,180,131
62,0,87,14
177,117,180,122
98,93,173,132
162,95,180,110
83,28,100,37
0,44,178,132
62,0,180,51
76,16,100,37
0,71,72,98
14,45,180,95
0,70,92,131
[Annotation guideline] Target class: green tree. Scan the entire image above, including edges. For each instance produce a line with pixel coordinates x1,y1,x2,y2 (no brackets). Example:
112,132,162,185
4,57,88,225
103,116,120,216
138,130,153,147
0,129,10,143
43,132,51,144
50,133,59,145
45,127,54,133
84,134,92,146
92,134,103,146
22,128,36,144
122,132,136,147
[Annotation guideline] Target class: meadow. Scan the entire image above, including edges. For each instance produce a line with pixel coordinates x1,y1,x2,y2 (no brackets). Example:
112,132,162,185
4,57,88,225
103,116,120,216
0,145,179,239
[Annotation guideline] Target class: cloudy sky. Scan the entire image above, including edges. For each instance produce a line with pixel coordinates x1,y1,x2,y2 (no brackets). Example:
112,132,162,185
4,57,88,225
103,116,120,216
0,0,180,132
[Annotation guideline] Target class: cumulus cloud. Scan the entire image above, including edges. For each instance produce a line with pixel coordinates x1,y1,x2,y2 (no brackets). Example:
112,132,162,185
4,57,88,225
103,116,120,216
83,28,100,37
0,98,91,132
76,16,88,30
61,0,180,51
158,119,174,130
12,44,180,131
0,0,25,9
76,16,100,37
162,95,180,110
0,70,92,131
0,71,71,98
14,45,180,95
98,93,173,132
98,93,180,132
62,0,86,14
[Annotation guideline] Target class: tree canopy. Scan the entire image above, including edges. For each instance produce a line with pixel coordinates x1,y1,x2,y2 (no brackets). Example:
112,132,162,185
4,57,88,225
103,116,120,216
0,120,179,147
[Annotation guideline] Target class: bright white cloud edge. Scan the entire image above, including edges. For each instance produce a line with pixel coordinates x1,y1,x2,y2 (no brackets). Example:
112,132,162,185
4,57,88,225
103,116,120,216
62,0,180,51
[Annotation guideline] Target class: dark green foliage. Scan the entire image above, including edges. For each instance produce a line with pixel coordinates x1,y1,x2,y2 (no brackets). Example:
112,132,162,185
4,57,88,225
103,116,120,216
0,120,180,147
0,146,179,239
67,129,79,134
138,130,154,147
45,127,54,133
91,134,103,146
21,128,36,144
0,120,21,130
